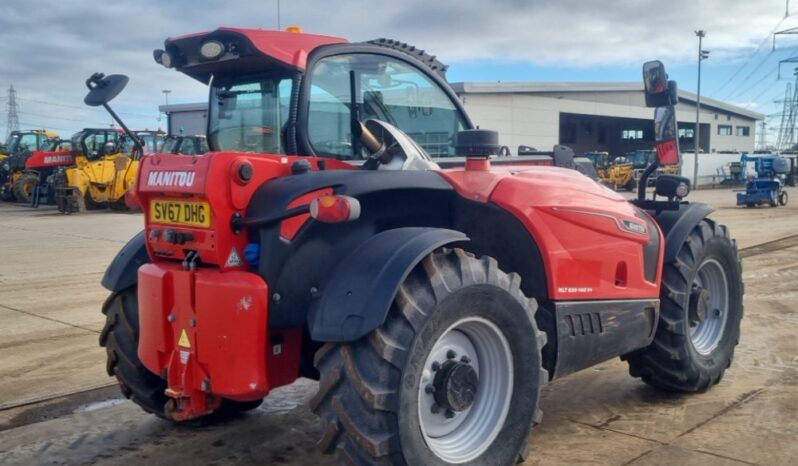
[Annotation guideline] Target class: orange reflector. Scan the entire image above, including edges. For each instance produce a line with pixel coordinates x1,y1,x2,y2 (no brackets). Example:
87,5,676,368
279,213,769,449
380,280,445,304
285,26,303,33
309,195,360,223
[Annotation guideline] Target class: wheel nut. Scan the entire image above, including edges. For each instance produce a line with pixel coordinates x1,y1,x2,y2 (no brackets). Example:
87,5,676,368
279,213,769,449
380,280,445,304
460,355,471,364
446,350,457,360
445,409,455,419
714,308,722,317
431,403,441,414
425,384,435,394
431,361,441,371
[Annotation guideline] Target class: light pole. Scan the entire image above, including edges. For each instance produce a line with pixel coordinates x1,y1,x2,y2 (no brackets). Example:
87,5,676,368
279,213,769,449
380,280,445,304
694,30,709,187
162,89,172,106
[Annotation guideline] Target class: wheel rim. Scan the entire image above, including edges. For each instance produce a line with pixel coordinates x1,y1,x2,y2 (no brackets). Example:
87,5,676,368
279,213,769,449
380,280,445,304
689,258,729,355
417,317,513,463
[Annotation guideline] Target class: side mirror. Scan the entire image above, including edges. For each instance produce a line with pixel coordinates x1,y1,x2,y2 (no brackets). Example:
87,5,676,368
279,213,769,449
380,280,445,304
84,73,129,107
654,105,680,165
643,61,677,108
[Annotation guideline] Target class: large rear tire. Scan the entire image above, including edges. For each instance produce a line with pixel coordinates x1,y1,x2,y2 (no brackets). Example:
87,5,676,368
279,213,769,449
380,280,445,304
624,219,743,392
312,249,547,465
99,287,262,420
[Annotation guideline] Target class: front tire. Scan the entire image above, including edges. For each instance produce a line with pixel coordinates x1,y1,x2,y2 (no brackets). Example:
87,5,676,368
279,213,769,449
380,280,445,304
13,173,38,204
779,191,788,206
624,219,743,392
312,249,547,465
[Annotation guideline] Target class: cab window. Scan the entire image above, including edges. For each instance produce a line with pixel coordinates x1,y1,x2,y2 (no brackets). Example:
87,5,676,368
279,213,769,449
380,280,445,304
209,78,293,154
307,54,467,159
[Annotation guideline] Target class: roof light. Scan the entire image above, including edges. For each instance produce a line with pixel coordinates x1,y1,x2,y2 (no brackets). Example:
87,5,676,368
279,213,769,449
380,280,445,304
309,195,360,223
285,26,303,33
153,49,174,68
200,40,225,60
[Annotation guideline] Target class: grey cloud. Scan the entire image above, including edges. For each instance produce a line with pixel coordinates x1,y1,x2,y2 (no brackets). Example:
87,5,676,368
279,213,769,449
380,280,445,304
0,0,790,135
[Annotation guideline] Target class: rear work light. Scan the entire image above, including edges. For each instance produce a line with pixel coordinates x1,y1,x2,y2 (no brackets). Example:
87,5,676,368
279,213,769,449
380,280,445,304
309,195,360,223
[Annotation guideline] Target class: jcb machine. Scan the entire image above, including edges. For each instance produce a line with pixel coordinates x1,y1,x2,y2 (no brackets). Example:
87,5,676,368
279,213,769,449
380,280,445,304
97,29,743,466
55,121,143,212
0,129,59,201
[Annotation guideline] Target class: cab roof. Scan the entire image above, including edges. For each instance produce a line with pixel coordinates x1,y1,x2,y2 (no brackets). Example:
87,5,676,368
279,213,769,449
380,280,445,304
162,27,348,83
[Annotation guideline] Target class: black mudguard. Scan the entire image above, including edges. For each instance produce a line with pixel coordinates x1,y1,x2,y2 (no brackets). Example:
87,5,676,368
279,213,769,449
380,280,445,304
308,227,468,342
101,230,149,292
649,202,715,263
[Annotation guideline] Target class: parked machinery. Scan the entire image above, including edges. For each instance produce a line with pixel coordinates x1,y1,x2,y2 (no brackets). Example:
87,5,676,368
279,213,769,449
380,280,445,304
0,129,59,201
736,153,790,207
54,127,138,212
160,134,209,155
17,137,74,206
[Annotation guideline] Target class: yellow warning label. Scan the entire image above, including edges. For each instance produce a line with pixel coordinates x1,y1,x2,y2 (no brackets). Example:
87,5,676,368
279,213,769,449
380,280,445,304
178,329,191,348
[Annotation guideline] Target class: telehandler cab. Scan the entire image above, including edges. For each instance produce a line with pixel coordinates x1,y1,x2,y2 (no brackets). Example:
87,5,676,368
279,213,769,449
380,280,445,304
98,28,743,466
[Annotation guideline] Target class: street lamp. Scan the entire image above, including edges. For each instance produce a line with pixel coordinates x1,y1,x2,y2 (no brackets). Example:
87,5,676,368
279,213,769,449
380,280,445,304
162,89,172,106
694,30,709,187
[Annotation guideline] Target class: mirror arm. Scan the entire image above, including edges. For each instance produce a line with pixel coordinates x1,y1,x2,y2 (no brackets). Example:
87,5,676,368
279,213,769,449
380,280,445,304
637,158,660,201
101,102,144,158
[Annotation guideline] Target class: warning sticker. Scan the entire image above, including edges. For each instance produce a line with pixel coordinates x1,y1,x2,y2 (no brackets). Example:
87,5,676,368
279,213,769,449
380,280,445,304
226,248,243,267
178,329,191,348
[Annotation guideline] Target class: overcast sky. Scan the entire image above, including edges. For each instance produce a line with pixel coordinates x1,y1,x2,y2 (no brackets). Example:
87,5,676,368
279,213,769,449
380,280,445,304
1,0,796,143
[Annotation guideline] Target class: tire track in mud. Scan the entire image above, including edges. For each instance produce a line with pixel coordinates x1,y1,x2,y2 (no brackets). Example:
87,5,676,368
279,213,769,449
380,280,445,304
739,234,798,259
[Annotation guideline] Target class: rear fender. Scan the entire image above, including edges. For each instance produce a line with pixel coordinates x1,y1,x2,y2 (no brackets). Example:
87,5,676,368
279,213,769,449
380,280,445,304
650,202,714,263
102,230,149,292
308,227,468,342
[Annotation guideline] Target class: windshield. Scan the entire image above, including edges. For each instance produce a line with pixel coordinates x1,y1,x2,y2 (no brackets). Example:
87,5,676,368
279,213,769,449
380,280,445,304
7,133,42,154
307,54,467,159
209,76,292,154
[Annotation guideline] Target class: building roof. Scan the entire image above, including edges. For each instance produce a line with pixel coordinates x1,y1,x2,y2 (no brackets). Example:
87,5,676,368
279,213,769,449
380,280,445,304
159,102,207,113
449,82,765,121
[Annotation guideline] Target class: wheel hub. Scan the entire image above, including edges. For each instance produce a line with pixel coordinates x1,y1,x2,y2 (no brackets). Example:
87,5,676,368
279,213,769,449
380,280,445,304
433,359,479,413
689,284,711,325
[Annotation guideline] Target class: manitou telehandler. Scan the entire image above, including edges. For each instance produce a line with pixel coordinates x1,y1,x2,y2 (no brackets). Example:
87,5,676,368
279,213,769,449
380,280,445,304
15,137,74,205
96,28,743,466
0,129,59,201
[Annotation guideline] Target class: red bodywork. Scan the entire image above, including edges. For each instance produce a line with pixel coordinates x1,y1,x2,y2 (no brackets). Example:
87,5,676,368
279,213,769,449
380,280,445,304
135,151,663,419
25,149,75,169
135,152,352,419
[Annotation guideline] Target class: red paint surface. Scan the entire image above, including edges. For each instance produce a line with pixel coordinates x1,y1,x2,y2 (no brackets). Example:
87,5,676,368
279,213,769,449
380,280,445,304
438,165,663,300
166,27,347,69
24,149,74,169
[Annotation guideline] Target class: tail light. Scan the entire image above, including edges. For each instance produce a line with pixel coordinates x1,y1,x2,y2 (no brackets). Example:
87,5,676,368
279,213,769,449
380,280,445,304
309,195,360,223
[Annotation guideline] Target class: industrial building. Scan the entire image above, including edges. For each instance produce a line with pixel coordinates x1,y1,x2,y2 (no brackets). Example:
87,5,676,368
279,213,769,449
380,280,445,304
450,82,763,156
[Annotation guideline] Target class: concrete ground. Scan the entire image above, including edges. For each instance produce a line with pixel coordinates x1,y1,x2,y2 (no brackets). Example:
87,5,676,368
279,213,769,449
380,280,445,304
0,187,796,465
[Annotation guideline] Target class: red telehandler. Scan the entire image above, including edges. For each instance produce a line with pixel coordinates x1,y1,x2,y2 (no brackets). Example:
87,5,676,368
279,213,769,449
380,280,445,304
95,28,743,465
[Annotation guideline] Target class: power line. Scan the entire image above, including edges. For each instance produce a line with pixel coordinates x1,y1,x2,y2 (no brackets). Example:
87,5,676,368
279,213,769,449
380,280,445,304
17,110,112,126
15,96,156,119
712,16,787,96
727,66,779,101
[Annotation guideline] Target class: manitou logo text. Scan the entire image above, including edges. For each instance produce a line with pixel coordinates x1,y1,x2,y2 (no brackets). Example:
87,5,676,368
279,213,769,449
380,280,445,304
147,171,196,188
43,155,72,164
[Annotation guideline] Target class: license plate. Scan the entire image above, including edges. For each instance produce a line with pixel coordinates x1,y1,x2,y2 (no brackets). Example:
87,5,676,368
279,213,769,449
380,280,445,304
150,199,211,228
